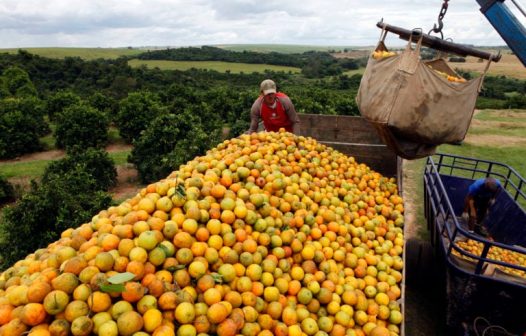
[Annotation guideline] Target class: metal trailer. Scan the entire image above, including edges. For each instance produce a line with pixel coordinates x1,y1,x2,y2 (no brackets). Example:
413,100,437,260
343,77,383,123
423,153,526,334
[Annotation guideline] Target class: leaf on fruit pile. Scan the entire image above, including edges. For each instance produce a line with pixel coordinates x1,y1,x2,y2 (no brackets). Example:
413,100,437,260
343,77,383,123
100,283,125,293
175,184,186,197
99,272,137,293
107,272,136,284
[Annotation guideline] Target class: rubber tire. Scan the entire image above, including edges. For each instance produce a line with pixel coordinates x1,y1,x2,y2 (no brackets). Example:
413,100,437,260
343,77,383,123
405,238,435,287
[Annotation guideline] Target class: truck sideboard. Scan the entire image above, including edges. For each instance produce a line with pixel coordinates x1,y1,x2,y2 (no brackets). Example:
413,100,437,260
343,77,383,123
298,114,401,180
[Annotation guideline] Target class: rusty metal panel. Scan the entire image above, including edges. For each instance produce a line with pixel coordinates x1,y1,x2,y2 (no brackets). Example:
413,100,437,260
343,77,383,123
298,114,399,177
299,114,384,144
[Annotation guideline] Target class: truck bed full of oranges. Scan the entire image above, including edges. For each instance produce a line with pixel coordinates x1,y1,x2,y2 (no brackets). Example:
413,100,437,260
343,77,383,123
0,130,404,336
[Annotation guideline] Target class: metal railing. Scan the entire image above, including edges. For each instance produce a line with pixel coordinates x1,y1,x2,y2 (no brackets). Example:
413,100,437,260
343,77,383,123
424,153,526,288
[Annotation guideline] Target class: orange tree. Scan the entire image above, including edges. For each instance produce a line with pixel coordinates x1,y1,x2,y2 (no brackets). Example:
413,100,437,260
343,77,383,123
0,175,14,205
0,149,116,269
115,91,168,144
128,109,220,184
54,104,109,151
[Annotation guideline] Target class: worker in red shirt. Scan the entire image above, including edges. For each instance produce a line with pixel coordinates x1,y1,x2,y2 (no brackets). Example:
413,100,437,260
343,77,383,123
247,79,300,134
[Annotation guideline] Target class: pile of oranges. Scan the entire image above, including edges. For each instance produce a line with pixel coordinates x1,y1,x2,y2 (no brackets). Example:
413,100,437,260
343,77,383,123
371,50,397,60
454,239,526,278
426,65,467,83
0,130,404,336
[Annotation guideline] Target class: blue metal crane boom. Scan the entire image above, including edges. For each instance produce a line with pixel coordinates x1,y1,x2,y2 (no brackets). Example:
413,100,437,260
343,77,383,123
477,0,526,66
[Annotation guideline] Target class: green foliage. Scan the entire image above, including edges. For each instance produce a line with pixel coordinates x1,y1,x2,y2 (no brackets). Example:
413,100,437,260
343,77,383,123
0,171,112,269
481,76,526,98
505,94,526,109
0,175,14,205
43,147,117,191
129,112,217,184
137,45,306,67
88,92,118,121
0,66,37,98
0,98,45,159
116,91,167,143
289,87,359,116
228,118,251,138
54,104,109,151
200,87,253,124
46,90,83,121
448,57,466,63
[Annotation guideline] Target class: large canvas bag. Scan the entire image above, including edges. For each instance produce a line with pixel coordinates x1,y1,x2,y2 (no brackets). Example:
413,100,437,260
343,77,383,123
357,28,490,158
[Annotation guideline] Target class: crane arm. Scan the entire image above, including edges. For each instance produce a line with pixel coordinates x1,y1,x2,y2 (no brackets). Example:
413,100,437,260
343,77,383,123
477,0,526,66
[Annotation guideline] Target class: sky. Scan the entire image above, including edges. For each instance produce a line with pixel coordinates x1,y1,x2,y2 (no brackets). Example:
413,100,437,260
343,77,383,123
0,0,524,48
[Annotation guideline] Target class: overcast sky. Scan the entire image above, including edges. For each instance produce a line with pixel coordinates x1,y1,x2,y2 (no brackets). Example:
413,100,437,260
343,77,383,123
0,0,524,48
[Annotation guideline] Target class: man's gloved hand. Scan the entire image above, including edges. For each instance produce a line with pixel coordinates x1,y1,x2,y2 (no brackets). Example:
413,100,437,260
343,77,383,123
468,216,477,232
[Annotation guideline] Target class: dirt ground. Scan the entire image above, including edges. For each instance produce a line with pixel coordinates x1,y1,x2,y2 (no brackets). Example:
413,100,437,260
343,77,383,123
0,144,132,164
401,159,447,336
1,144,141,201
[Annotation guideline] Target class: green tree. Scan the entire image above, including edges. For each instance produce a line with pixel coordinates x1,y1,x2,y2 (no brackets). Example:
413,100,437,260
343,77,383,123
116,91,167,144
46,90,83,121
0,98,44,159
54,104,109,151
129,111,213,183
43,147,117,191
88,92,118,121
0,175,14,205
0,66,37,98
0,171,112,269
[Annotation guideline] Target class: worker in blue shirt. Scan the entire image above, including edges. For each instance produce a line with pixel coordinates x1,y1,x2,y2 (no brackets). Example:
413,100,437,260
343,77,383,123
464,177,502,236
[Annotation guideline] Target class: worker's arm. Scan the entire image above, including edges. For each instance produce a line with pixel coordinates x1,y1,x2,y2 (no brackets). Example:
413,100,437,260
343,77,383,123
280,96,300,134
247,99,262,134
464,195,477,230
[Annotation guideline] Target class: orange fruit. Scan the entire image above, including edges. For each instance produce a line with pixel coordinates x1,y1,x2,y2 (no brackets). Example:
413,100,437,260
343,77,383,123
206,302,228,324
117,311,144,336
174,302,195,324
20,303,47,326
27,282,52,304
88,292,112,313
121,282,145,303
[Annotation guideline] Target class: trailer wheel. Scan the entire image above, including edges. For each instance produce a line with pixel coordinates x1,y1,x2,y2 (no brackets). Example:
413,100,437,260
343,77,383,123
406,238,435,286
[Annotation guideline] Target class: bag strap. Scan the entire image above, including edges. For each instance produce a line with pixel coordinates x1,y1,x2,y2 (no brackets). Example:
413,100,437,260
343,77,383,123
477,57,492,92
405,29,424,54
378,23,388,43
398,29,424,74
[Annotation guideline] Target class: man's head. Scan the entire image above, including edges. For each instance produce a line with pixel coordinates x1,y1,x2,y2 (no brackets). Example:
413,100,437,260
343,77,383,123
484,177,500,194
260,79,277,96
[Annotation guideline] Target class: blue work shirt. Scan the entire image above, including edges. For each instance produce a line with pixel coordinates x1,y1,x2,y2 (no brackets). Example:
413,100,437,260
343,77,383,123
468,178,502,199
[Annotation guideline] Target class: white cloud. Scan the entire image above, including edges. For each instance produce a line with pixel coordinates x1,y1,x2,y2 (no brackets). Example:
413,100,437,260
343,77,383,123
0,0,520,48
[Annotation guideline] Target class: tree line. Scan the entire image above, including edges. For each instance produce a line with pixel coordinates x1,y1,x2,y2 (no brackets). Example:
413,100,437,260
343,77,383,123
136,46,366,78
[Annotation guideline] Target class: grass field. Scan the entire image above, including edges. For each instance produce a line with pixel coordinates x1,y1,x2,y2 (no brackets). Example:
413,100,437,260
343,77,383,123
450,53,526,79
0,150,130,180
0,47,144,60
128,59,301,74
343,68,366,76
216,44,360,54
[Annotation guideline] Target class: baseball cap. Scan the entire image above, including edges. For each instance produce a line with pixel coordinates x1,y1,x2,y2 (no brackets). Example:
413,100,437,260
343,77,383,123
260,79,277,95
